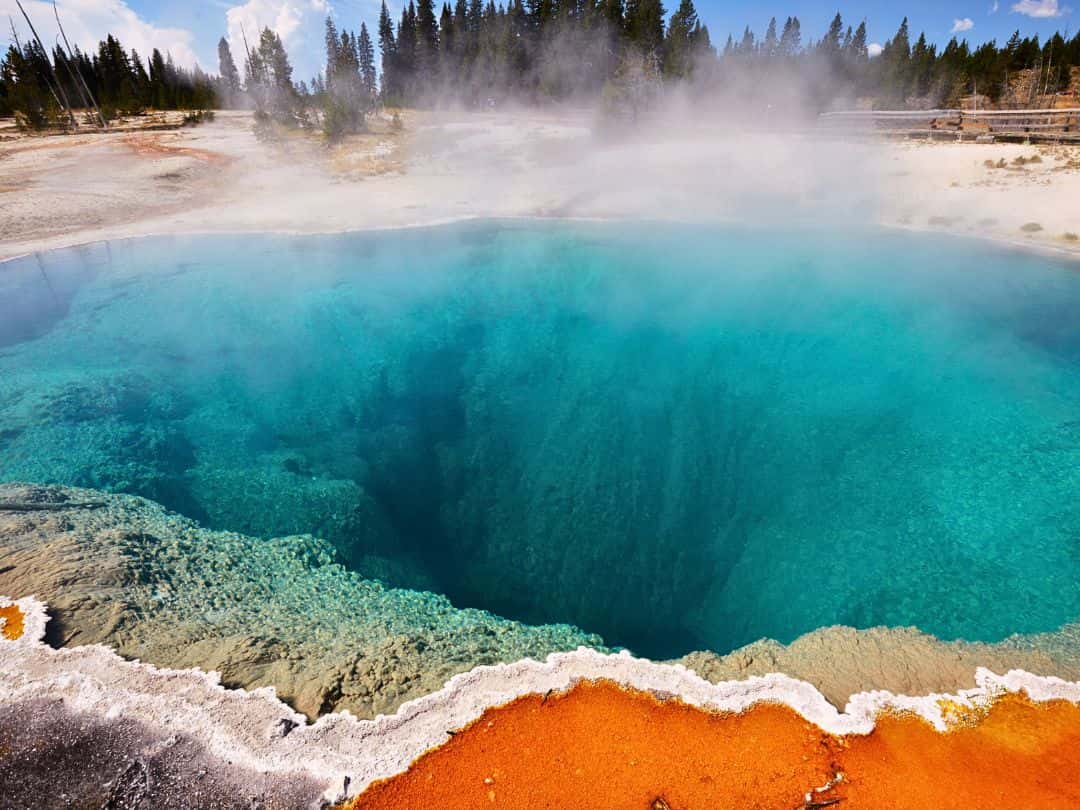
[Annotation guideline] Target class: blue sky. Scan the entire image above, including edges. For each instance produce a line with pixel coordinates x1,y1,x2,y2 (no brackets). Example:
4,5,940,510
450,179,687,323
703,2,1072,50
2,0,1074,81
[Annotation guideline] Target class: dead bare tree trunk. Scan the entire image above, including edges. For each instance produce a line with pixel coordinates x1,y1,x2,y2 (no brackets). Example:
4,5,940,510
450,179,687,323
8,14,69,129
240,22,263,115
53,0,107,128
13,0,77,129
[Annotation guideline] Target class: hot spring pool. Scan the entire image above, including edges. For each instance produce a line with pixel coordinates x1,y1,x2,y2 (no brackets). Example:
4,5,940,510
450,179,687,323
1,222,1078,658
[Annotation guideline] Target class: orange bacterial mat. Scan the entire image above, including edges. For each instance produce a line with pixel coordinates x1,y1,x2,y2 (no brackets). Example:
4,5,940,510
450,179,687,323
349,679,1080,810
0,603,24,641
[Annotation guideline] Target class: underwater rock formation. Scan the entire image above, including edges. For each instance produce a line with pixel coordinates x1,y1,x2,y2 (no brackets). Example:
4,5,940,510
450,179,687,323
682,622,1080,710
0,483,601,719
2,482,1079,722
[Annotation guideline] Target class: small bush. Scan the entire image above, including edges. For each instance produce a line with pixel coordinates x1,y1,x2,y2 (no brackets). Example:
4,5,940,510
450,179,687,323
1012,154,1042,167
182,110,215,127
928,216,958,227
1020,222,1044,233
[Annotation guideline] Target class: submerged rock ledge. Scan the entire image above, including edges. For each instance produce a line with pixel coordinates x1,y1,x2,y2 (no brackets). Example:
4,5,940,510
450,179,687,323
0,482,602,719
3,481,1080,719
2,482,1080,720
3,594,1080,808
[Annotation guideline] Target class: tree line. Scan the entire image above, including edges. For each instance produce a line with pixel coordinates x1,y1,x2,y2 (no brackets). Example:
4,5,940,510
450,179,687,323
4,7,1080,132
363,4,1080,110
370,0,712,107
863,19,1080,108
1,33,217,127
291,6,1080,129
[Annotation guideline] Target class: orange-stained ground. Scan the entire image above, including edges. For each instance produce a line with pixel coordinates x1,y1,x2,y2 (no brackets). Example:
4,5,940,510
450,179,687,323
349,680,1080,810
0,603,24,640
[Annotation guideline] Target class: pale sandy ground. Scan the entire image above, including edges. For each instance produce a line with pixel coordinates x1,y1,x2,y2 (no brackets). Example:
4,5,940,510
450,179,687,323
2,109,1079,261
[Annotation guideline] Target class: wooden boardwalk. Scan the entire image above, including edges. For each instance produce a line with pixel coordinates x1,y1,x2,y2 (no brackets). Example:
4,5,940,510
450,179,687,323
819,108,1080,144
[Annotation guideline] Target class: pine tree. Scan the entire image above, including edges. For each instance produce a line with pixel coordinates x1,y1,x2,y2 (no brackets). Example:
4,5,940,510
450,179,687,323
879,17,912,104
359,23,377,103
130,49,151,106
439,2,456,82
96,35,139,113
148,48,168,109
738,26,754,55
596,0,623,31
848,22,868,63
663,0,704,79
416,0,440,96
628,0,664,61
893,18,912,59
763,18,778,59
398,2,418,102
1005,29,1022,69
250,27,298,124
507,0,530,92
378,1,398,103
218,38,242,106
467,0,483,37
821,13,843,57
263,29,294,92
455,0,468,38
323,19,368,136
324,17,341,92
779,17,801,58
911,32,935,98
2,43,52,126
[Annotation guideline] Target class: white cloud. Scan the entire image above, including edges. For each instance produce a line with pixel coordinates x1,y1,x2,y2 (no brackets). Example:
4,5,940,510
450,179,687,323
1011,0,1068,16
224,0,330,81
951,17,975,31
867,42,883,58
990,0,1000,12
2,0,201,68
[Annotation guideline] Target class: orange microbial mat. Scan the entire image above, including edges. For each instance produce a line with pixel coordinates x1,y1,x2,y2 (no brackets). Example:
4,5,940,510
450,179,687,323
350,679,1080,810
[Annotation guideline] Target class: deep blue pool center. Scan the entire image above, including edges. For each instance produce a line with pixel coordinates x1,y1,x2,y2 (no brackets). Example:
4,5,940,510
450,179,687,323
2,221,1078,658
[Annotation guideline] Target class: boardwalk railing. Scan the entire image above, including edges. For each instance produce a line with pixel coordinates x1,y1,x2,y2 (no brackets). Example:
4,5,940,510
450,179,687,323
819,108,1080,142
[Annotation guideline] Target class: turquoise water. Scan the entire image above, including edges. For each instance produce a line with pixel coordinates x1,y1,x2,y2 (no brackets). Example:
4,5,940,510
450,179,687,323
1,222,1078,658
